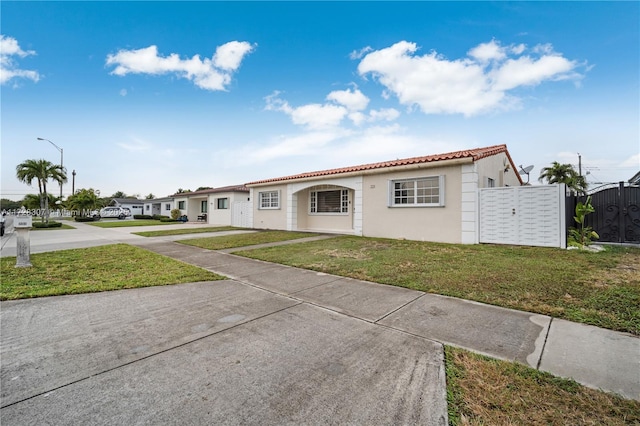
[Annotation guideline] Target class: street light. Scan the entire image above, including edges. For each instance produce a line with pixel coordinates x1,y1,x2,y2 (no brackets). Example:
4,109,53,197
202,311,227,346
37,137,64,199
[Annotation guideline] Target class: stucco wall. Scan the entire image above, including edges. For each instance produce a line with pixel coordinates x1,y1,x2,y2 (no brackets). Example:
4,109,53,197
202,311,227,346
208,192,249,225
361,165,463,243
476,153,521,188
251,185,288,230
294,187,354,232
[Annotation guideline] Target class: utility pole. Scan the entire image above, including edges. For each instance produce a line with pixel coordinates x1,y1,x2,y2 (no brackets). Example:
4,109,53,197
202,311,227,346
72,170,76,195
578,153,582,177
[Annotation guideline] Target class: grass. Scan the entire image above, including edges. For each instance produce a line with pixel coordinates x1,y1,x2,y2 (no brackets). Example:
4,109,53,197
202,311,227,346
235,236,640,334
134,226,240,237
178,230,319,250
88,219,183,228
0,244,224,300
445,346,640,425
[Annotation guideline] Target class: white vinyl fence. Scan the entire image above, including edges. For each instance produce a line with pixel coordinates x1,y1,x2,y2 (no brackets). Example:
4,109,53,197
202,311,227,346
479,184,566,248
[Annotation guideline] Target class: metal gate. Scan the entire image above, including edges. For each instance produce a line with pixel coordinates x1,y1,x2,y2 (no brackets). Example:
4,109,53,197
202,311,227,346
479,185,566,247
568,182,640,244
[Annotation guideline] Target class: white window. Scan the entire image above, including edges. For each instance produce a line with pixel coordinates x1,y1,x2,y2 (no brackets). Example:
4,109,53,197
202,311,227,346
217,198,229,209
487,177,495,188
178,201,185,210
165,203,171,211
310,189,349,214
259,191,280,209
200,200,207,213
389,176,444,207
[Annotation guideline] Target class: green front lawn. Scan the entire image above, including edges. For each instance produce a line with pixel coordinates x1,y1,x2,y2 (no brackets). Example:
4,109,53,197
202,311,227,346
88,219,182,228
0,244,223,300
234,236,640,335
178,230,319,250
134,226,240,237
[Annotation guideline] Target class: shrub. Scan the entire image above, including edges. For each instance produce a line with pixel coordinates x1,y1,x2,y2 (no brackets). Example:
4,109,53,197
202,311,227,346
134,214,154,220
74,216,99,222
32,221,63,228
153,214,169,220
160,217,179,222
170,209,181,220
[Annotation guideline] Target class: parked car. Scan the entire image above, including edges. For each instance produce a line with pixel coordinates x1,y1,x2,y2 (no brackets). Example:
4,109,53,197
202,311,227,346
0,215,5,236
100,207,132,220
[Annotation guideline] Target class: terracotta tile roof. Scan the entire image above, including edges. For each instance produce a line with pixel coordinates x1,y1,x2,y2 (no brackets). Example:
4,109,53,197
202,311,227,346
247,144,517,185
171,185,249,197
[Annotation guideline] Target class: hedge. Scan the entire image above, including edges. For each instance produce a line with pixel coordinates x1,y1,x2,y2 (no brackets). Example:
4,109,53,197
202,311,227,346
134,214,154,220
32,221,63,228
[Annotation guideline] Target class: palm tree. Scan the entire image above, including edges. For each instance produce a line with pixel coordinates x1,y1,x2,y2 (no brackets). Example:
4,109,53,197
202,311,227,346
538,161,586,194
66,188,102,218
16,159,67,223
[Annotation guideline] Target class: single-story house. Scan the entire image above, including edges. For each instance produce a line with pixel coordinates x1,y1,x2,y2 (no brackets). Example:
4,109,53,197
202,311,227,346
245,144,522,244
143,197,175,217
172,185,250,225
109,198,144,216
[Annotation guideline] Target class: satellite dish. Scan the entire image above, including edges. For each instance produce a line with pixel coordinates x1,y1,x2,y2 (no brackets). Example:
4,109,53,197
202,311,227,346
519,165,534,175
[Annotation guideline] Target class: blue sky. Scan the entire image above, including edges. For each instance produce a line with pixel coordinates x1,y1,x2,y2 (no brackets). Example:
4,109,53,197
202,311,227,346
2,1,638,201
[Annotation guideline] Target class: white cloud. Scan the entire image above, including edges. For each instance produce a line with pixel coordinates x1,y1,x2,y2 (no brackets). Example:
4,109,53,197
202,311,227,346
266,87,400,130
620,153,640,168
0,35,40,85
468,39,506,63
357,40,585,116
105,41,255,91
119,88,127,96
117,136,152,152
265,92,349,130
350,46,373,60
326,88,369,111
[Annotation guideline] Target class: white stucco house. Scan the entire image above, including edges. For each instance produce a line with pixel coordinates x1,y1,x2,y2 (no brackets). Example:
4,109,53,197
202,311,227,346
109,198,144,216
172,185,251,226
245,144,522,244
143,197,175,217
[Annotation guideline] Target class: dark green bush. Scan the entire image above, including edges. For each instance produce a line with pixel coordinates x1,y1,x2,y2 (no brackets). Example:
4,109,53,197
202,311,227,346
160,217,179,222
74,216,99,222
32,221,63,228
134,214,154,220
152,214,169,220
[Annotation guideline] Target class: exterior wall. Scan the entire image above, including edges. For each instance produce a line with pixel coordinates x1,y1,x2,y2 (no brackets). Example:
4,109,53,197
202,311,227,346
174,197,188,217
143,199,174,217
188,197,207,222
209,192,250,225
475,153,521,188
361,165,464,243
251,185,288,230
294,187,354,233
289,176,362,234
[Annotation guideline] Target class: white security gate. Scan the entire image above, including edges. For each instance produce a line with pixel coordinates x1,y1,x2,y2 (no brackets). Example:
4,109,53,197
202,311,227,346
479,185,566,247
231,201,252,228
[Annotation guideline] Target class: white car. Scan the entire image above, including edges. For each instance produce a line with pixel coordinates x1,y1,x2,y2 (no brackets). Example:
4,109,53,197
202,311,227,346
100,207,131,220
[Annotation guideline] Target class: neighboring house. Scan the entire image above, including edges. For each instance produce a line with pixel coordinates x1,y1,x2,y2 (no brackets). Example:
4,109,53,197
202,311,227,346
143,197,175,217
109,198,144,216
246,144,522,244
172,185,251,226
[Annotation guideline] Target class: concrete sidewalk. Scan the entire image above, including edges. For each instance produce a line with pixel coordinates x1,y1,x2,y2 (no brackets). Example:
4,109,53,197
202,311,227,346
138,240,640,401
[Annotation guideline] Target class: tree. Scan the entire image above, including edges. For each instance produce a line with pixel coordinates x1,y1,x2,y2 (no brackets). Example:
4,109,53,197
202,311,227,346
145,193,156,200
66,189,102,217
196,186,213,191
538,161,587,194
176,188,192,194
0,198,22,211
16,159,67,223
111,191,127,198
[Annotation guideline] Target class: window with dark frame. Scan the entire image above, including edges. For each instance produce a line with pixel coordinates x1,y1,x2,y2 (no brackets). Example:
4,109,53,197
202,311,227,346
217,198,229,209
310,189,348,213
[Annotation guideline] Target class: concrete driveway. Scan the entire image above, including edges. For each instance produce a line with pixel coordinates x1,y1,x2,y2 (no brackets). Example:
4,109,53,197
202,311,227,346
1,281,447,425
